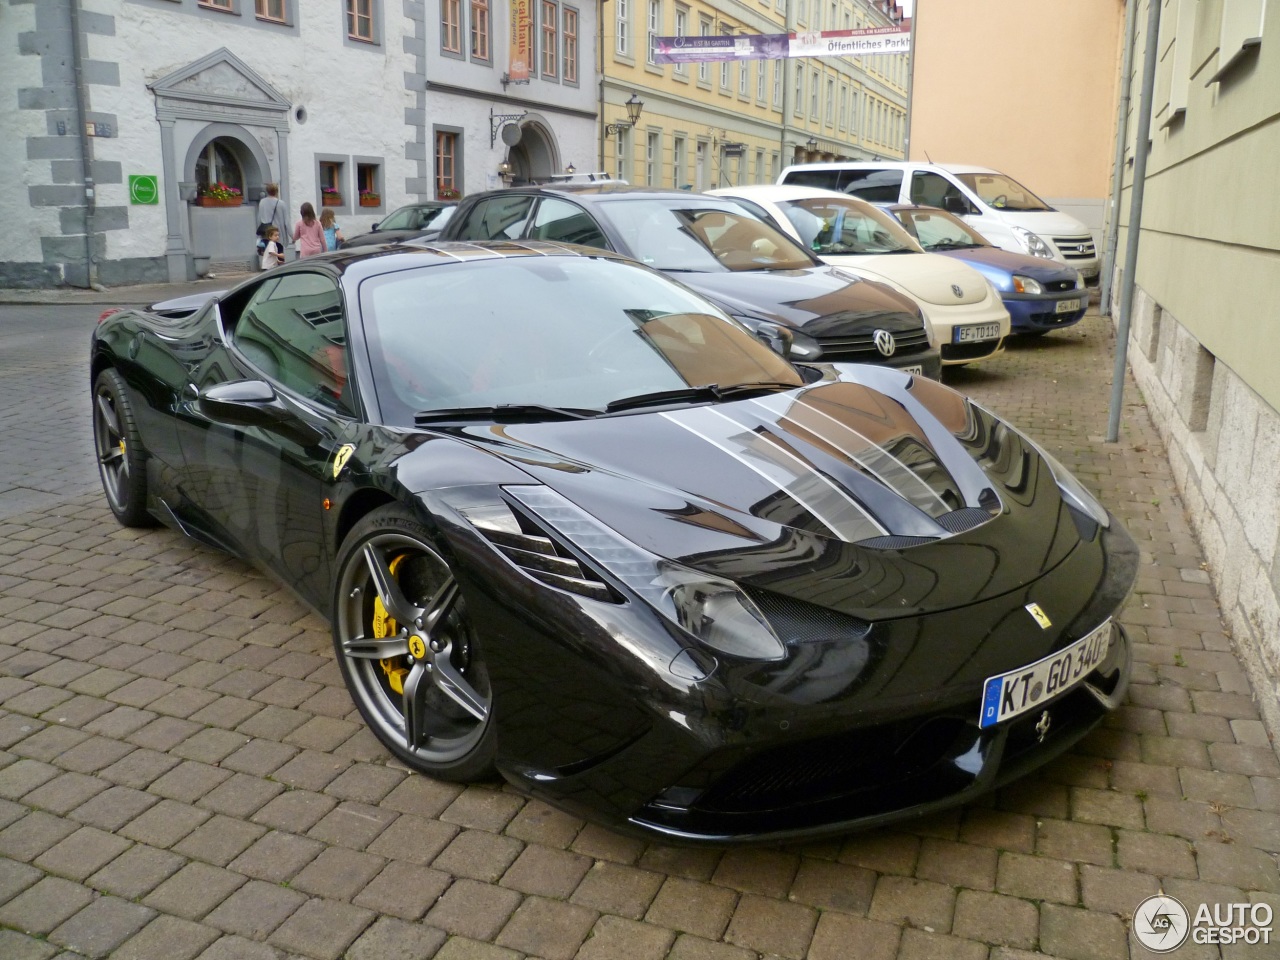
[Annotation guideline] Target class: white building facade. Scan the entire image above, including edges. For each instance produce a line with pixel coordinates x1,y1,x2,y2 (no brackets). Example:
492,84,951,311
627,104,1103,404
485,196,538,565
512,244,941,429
0,0,598,288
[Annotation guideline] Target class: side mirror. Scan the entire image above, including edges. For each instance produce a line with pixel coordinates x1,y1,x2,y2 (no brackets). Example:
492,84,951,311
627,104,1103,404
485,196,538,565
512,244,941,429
755,325,794,358
371,222,381,231
197,380,322,447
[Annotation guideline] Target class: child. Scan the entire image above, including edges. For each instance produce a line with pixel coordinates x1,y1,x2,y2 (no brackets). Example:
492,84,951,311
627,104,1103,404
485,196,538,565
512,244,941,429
320,208,344,251
260,226,285,270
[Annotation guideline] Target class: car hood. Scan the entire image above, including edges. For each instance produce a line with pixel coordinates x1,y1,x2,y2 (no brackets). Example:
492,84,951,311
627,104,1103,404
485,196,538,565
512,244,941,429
995,209,1093,238
935,248,1080,288
342,229,420,248
673,266,923,335
438,365,1089,620
815,252,990,306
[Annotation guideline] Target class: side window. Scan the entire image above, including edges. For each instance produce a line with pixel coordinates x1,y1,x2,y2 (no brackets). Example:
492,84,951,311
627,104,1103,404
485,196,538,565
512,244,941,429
452,195,535,240
528,197,608,248
722,196,788,236
839,169,904,202
910,171,969,212
230,272,354,416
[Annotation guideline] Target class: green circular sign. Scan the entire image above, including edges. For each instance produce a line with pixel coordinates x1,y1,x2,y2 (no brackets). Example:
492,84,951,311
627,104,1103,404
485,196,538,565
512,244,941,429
129,175,159,205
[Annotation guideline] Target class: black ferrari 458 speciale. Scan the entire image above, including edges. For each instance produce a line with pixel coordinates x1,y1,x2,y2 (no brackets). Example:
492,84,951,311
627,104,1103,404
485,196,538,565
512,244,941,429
90,241,1135,843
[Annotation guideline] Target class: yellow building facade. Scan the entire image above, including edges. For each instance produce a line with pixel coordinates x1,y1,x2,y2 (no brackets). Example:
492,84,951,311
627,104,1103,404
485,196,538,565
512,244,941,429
597,0,909,188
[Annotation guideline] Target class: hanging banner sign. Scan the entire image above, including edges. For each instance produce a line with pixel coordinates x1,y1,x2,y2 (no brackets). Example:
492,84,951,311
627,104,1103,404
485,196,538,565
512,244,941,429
652,23,909,63
508,0,533,82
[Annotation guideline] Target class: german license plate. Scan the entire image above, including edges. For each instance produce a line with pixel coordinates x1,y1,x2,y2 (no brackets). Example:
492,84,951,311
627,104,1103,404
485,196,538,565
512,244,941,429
900,364,923,375
954,322,1001,343
1056,298,1082,313
978,619,1112,729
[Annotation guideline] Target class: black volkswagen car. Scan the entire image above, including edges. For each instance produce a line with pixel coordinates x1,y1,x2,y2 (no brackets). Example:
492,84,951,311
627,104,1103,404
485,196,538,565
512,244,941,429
438,184,941,379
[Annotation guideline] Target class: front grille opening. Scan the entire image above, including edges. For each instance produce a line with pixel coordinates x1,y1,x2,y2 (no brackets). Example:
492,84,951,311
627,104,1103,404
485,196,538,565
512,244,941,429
744,588,871,645
817,328,933,362
694,716,969,814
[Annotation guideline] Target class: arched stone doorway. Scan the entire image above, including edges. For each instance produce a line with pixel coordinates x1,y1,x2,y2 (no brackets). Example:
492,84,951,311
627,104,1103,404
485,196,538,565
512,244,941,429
183,126,272,271
504,119,559,185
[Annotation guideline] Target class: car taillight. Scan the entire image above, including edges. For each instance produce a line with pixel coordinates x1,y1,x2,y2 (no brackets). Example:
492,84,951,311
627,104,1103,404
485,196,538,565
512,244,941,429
97,308,122,323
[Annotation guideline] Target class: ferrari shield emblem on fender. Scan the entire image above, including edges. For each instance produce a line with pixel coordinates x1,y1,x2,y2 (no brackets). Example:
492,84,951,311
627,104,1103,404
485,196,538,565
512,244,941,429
332,443,355,479
1025,602,1052,629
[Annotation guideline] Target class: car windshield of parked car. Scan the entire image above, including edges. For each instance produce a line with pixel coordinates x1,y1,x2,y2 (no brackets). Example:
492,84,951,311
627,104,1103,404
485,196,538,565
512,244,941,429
601,199,814,273
359,255,802,425
775,196,920,256
896,208,991,251
953,173,1050,212
379,205,445,231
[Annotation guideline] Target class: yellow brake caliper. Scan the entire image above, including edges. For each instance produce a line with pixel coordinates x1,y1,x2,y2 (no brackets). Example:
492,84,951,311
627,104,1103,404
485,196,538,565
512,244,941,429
374,554,410,695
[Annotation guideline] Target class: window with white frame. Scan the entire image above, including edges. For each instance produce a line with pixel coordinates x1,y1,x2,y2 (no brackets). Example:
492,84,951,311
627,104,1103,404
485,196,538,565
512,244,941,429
442,0,461,52
698,18,711,83
256,0,285,22
347,0,374,40
825,77,834,125
772,59,781,107
673,5,688,76
541,0,558,76
615,128,630,181
563,7,578,81
647,0,660,65
720,27,732,90
646,131,659,184
810,68,819,117
794,63,804,116
754,148,764,183
672,136,686,187
740,54,750,96
838,83,847,130
757,55,766,101
470,0,489,59
616,0,630,56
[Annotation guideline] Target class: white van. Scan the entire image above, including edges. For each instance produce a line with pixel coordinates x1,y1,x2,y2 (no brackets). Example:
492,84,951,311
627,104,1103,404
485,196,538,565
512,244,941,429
778,162,1099,283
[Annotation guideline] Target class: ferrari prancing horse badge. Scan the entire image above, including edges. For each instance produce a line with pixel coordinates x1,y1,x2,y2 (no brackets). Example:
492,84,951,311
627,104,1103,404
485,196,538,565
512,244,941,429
332,443,355,479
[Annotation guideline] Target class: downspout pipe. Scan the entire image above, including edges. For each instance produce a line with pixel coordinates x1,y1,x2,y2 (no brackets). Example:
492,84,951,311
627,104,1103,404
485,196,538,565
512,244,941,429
1099,0,1137,315
903,0,917,158
69,0,101,290
1106,0,1161,444
598,0,607,173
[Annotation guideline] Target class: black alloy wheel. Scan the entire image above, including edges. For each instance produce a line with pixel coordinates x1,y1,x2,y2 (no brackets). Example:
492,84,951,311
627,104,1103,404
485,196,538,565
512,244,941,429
333,505,496,780
92,369,157,528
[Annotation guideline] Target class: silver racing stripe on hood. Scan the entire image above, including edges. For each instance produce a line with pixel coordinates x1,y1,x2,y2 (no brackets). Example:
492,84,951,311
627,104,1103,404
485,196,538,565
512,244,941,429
660,406,887,543
748,393,950,517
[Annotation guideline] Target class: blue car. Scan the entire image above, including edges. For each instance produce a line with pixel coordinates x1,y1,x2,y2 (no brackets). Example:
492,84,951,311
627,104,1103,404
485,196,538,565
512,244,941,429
887,204,1088,335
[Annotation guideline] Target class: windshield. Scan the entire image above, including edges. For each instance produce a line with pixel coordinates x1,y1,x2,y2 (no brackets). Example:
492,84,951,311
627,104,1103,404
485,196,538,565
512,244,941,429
777,196,920,256
895,208,990,250
360,255,802,425
953,173,1051,212
602,199,815,272
379,205,447,231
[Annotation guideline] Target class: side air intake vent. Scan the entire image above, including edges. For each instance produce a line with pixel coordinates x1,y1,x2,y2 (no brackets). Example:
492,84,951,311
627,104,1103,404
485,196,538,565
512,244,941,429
856,535,938,550
483,513,619,603
936,506,994,534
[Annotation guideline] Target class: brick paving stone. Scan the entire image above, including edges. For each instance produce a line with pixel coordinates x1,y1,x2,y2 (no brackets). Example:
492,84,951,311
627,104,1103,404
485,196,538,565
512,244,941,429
172,728,247,765
785,856,876,913
0,929,57,960
1210,741,1280,777
352,859,450,920
958,809,1036,853
440,784,525,832
284,715,360,751
290,845,387,900
425,878,523,940
1079,864,1161,916
142,862,248,921
1222,806,1280,851
228,829,326,883
35,823,133,880
1115,828,1196,878
711,847,801,898
197,771,285,819
1070,786,1146,828
0,876,95,935
323,762,405,804
807,913,901,960
235,705,309,741
196,933,286,960
11,724,89,761
1108,758,1183,797
1197,839,1280,890
898,927,989,960
345,916,448,960
1181,767,1259,807
127,716,204,752
1039,903,1127,960
571,860,665,919
495,894,599,960
503,798,584,849
916,836,1000,890
0,809,80,861
366,812,459,864
644,875,739,940
380,774,463,819
996,851,1079,904
119,798,211,848
432,827,523,882
1142,795,1222,841
1035,818,1115,867
186,695,264,730
576,915,675,960
952,889,1039,948
270,749,351,792
306,799,398,849
113,915,221,960
998,779,1071,818
203,879,309,939
868,875,956,931
637,844,723,882
432,937,520,960
500,843,593,898
0,858,43,905
171,813,267,866
20,770,108,814
219,738,298,777
665,933,756,960
87,842,186,900
569,822,645,864
48,895,156,959
249,789,337,833
148,759,233,803
0,757,60,799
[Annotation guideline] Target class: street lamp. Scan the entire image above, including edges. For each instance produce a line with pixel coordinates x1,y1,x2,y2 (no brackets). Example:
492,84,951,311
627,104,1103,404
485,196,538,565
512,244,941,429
605,93,644,135
806,136,818,152
565,162,576,174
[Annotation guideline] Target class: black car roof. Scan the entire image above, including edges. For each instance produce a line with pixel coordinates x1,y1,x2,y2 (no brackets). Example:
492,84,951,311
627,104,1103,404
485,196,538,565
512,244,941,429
327,239,636,284
460,183,743,205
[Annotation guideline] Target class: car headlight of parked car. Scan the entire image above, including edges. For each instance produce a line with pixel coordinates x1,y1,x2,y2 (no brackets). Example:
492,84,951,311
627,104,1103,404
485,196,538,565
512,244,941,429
1011,226,1055,260
507,486,787,661
1011,275,1043,295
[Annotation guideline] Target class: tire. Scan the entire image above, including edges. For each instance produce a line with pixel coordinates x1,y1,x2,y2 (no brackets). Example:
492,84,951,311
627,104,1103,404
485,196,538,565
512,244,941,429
92,368,157,528
332,504,496,780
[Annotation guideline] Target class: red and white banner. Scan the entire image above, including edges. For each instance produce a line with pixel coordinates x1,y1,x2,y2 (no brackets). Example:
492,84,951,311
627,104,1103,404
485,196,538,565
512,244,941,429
508,0,533,82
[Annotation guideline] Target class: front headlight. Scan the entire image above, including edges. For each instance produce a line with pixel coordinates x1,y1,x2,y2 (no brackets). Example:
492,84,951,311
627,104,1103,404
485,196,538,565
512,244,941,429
919,308,939,350
1029,442,1111,529
1011,274,1043,295
506,486,786,661
1011,226,1055,260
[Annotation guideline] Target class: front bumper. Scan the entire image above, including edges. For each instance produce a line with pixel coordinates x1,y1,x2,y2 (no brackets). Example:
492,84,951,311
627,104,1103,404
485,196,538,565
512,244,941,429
923,296,1011,366
1004,294,1088,333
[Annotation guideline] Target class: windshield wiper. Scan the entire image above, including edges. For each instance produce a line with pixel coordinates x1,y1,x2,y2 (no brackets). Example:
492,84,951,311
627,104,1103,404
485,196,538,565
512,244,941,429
414,404,598,425
927,240,984,250
605,381,799,413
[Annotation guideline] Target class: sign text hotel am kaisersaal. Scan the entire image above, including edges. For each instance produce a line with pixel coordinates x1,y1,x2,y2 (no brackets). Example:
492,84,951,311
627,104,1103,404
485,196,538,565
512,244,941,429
652,24,911,63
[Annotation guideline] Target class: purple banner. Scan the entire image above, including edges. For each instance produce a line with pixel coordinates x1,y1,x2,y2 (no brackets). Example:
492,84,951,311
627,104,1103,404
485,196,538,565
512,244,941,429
652,34,788,64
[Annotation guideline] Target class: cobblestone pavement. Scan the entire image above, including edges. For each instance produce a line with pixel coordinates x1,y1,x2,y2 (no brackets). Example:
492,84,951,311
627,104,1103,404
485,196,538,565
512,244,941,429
1,309,1277,960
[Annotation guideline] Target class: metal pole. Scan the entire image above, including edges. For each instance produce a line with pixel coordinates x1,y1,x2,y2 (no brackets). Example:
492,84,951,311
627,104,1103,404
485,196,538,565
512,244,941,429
1099,0,1137,315
903,0,918,158
598,0,607,173
69,0,99,290
779,0,793,166
1107,0,1161,443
